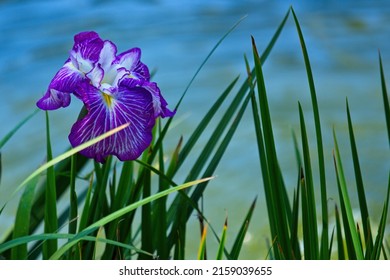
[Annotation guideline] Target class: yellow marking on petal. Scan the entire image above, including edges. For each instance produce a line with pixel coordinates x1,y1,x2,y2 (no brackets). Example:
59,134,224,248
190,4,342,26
102,93,113,108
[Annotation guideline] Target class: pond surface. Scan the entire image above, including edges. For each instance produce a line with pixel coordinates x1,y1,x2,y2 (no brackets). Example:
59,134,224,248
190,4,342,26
1,0,389,258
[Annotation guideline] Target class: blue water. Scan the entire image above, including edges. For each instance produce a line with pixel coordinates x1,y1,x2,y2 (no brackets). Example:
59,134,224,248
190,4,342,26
1,0,389,258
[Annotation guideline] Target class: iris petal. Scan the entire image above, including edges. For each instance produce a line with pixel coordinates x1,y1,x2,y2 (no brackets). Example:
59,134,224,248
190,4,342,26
68,83,155,163
142,81,175,118
36,61,85,110
36,88,71,110
37,32,105,110
86,63,104,89
120,79,175,119
116,48,150,80
73,31,104,63
99,41,117,71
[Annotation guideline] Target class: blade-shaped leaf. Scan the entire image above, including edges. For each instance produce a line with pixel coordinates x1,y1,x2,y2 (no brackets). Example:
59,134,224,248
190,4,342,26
346,100,373,253
216,218,228,260
379,52,390,146
333,130,364,259
229,197,257,260
43,111,58,259
291,7,328,259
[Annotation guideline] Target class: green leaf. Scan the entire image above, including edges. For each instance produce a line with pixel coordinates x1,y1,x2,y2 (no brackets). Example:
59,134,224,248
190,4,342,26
216,218,228,260
0,109,39,150
333,130,364,259
154,123,169,259
0,233,152,258
139,168,152,260
68,154,78,235
229,197,257,260
379,52,390,146
10,176,39,259
43,111,58,259
49,176,214,260
93,227,106,260
0,109,39,188
252,35,291,258
346,100,373,253
370,174,390,259
4,123,130,205
197,224,208,260
167,82,252,257
298,103,319,259
177,77,239,168
291,7,328,259
78,175,94,233
291,170,302,259
335,205,346,259
148,16,247,167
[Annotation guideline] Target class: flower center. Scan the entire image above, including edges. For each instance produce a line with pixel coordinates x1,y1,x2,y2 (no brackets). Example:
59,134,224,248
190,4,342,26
102,92,114,108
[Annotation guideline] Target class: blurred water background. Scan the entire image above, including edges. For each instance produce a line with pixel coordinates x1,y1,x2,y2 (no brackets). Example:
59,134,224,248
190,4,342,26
1,0,389,259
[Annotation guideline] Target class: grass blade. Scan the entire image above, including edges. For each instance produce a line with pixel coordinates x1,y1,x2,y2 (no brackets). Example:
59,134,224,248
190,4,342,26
335,205,346,259
346,100,373,253
291,170,302,259
167,83,252,256
68,154,78,236
43,111,58,259
1,233,152,258
78,175,94,233
49,176,214,260
298,103,319,259
229,197,257,260
252,35,292,258
0,109,39,150
93,227,106,260
291,7,328,259
379,52,390,146
197,224,208,260
333,130,364,259
370,173,390,259
5,123,129,204
10,176,39,259
0,109,39,189
139,168,152,260
148,17,247,167
177,76,239,168
216,218,228,260
154,123,169,259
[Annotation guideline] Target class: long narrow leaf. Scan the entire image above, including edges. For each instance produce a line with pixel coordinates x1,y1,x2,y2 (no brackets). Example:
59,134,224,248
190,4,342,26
379,52,390,146
10,176,39,259
148,17,246,167
298,103,319,259
333,130,364,259
335,205,346,259
139,168,152,260
371,173,390,259
43,111,58,259
291,7,328,259
252,35,291,258
4,123,129,203
49,176,213,259
346,100,373,253
197,224,208,260
216,218,228,260
0,109,39,149
229,197,257,260
0,233,152,258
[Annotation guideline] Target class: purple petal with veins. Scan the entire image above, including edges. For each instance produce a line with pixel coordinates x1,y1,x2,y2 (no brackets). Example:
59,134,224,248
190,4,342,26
68,82,155,163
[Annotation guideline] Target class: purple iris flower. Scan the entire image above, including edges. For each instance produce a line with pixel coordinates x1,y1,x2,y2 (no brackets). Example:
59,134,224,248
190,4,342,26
37,31,175,163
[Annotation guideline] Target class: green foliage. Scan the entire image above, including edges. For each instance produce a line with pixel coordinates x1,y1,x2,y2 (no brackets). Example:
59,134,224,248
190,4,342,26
247,7,389,259
0,7,389,260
